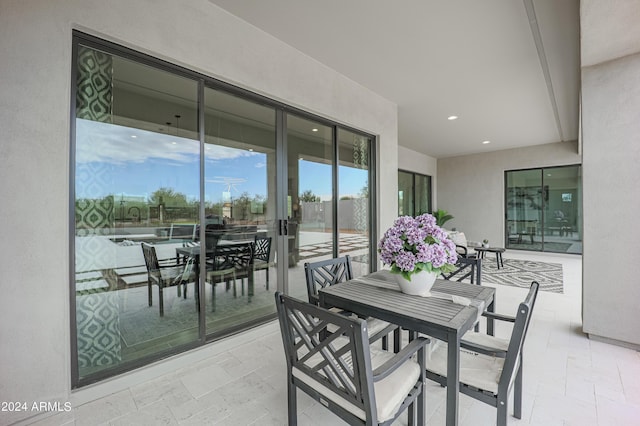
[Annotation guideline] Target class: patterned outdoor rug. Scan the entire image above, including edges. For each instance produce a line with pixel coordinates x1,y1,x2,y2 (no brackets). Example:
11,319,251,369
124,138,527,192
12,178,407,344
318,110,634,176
482,258,563,293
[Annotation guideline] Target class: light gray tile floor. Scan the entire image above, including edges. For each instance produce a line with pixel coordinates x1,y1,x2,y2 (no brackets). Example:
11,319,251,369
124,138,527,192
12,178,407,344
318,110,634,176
24,251,640,425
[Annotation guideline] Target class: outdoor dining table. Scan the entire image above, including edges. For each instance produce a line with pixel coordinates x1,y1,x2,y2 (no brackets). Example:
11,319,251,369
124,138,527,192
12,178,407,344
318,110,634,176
318,270,495,426
175,240,254,301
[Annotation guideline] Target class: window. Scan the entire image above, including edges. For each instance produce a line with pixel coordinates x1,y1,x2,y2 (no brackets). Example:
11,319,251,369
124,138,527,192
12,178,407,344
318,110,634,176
505,165,582,253
398,170,432,216
71,32,377,386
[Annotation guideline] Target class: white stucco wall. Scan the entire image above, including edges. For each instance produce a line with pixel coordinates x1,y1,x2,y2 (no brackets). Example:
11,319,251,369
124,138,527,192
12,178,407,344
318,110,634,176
581,54,640,347
437,142,580,246
0,1,398,423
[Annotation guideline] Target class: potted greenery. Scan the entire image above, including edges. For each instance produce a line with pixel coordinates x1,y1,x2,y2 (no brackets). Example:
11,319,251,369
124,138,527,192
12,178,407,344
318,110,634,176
378,213,458,296
482,239,489,248
432,209,454,228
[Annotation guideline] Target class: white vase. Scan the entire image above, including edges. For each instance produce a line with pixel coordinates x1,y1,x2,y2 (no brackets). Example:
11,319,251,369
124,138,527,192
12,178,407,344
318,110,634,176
395,271,438,296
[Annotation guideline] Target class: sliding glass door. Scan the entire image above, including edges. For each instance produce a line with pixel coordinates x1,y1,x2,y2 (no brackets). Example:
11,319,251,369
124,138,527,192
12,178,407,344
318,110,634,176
203,87,278,337
73,43,201,382
505,165,582,253
71,32,377,386
397,170,432,216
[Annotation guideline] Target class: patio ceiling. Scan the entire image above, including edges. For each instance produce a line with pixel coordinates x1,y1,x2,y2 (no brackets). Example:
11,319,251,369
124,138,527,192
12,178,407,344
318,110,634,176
209,0,580,159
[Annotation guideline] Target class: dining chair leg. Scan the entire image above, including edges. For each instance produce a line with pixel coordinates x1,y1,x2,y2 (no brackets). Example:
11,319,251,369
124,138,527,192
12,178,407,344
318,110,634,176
158,286,164,317
514,359,523,419
287,380,297,426
147,281,153,307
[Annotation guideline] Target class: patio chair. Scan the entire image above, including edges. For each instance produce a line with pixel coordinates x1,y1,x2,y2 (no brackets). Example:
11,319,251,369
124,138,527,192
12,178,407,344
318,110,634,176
141,242,195,316
304,256,399,351
275,292,428,425
424,281,539,426
253,235,273,289
441,256,482,285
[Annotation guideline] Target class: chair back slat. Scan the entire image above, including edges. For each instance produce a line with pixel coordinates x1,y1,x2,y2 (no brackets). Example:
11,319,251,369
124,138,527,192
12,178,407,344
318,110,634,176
304,256,353,305
254,235,272,262
141,243,161,279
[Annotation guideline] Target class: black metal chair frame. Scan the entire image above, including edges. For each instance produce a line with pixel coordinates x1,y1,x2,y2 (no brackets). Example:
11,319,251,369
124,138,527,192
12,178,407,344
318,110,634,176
441,256,482,285
425,282,539,426
253,235,273,289
141,242,194,316
275,292,428,425
304,256,398,351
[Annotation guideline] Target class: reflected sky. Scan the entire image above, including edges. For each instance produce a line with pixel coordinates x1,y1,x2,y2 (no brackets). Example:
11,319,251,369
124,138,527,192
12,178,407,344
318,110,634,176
76,119,368,202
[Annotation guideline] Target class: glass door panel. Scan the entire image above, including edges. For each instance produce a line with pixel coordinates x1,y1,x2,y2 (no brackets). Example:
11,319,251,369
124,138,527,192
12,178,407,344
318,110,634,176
506,169,543,250
542,165,582,253
338,129,372,277
74,45,200,381
286,115,334,299
398,170,413,216
506,166,582,253
414,174,432,216
203,88,277,337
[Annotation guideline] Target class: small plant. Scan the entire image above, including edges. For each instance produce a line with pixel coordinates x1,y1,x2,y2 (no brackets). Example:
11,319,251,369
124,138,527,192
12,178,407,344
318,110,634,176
432,209,454,228
482,239,489,247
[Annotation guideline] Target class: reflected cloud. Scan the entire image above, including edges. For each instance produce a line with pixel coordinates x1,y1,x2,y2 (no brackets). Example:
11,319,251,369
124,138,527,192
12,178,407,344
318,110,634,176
76,119,258,165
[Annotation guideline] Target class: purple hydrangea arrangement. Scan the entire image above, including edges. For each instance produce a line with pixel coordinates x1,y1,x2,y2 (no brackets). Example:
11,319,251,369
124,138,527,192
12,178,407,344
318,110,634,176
378,213,458,281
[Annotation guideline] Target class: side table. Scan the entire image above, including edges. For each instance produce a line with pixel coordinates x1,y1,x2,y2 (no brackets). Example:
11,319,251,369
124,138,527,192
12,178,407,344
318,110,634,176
474,246,506,269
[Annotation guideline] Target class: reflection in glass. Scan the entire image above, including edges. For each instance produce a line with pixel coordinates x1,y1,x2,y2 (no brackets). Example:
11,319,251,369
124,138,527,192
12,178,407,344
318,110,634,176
74,45,199,381
338,129,372,277
204,87,277,337
286,115,333,299
398,170,414,216
397,170,431,217
505,166,582,253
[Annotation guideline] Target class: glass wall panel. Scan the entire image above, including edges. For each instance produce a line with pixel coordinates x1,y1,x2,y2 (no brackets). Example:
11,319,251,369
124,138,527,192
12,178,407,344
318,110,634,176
414,174,432,215
398,170,414,216
397,170,432,217
506,169,542,250
203,87,277,336
74,45,200,380
286,115,334,299
338,129,372,277
541,165,582,253
72,33,378,386
505,165,582,253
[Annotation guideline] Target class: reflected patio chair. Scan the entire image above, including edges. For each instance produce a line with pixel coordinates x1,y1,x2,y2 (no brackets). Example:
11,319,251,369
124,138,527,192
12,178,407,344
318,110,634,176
425,282,539,426
275,292,428,425
141,242,195,316
205,243,238,312
253,235,273,290
304,255,398,351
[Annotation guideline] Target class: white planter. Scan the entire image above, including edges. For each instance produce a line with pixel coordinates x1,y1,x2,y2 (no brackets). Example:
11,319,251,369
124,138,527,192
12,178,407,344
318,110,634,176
395,271,438,296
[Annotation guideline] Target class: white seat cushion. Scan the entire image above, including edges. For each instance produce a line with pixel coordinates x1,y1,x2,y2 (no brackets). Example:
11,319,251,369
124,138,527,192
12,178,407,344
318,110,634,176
293,345,421,422
461,331,510,353
426,340,504,394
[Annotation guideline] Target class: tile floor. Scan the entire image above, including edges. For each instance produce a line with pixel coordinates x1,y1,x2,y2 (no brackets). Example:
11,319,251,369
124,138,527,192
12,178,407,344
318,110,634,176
26,251,640,425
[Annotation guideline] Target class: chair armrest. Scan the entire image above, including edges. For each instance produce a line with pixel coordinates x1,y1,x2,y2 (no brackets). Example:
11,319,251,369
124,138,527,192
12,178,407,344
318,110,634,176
460,340,507,358
482,311,515,322
372,336,429,381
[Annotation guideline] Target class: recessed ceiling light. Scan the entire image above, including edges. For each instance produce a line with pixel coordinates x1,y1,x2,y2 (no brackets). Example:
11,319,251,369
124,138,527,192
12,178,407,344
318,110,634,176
248,148,254,152
482,140,491,144
312,128,318,132
171,141,177,145
447,115,458,121
131,135,137,138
